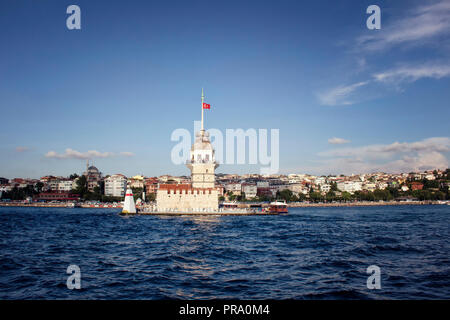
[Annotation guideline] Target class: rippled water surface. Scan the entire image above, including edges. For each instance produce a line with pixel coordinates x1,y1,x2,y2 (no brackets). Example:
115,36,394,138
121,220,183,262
0,205,449,299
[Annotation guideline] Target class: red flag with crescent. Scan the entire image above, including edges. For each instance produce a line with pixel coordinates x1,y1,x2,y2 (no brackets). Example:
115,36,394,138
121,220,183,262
202,103,210,109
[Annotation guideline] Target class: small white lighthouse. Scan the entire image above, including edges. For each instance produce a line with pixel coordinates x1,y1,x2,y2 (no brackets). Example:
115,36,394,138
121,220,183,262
122,184,136,214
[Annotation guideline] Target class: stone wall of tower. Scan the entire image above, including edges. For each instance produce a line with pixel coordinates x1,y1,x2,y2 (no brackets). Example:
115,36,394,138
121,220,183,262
191,163,216,188
156,188,219,211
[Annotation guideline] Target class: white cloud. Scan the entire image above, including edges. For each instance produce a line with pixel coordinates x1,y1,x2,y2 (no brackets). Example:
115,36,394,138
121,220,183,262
380,151,448,173
44,148,135,159
317,81,369,106
357,0,450,51
320,137,450,158
318,1,450,106
374,63,450,83
45,149,114,159
120,151,135,157
306,137,450,175
318,61,450,106
328,137,350,145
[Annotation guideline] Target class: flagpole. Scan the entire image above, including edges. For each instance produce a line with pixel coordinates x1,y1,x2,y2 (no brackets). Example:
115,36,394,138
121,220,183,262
201,88,205,132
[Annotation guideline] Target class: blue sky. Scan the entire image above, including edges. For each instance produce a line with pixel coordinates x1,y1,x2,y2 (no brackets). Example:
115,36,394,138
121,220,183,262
1,0,449,179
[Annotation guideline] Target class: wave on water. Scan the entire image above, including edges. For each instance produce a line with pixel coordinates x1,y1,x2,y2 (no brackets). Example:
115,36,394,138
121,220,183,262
0,205,449,299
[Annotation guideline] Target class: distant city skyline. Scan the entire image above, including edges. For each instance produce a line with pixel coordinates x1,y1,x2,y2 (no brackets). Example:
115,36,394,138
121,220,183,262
1,160,448,181
1,0,449,179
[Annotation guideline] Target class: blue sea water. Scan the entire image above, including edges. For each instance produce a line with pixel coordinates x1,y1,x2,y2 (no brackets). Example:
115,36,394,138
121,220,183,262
0,205,449,299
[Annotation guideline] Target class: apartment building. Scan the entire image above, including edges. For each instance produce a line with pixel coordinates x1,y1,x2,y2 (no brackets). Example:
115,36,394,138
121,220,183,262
104,174,127,197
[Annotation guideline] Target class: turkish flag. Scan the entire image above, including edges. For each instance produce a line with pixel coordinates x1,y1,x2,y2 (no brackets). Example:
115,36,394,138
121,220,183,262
202,103,210,109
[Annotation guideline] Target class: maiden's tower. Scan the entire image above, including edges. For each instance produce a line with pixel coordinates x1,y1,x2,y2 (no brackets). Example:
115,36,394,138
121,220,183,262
156,89,219,212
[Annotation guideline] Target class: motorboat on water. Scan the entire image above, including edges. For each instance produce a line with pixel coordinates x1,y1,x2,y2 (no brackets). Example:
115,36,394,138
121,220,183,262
267,200,288,214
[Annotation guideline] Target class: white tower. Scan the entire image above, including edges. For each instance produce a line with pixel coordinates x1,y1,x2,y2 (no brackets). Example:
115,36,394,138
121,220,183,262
122,185,136,214
186,89,218,188
156,89,219,212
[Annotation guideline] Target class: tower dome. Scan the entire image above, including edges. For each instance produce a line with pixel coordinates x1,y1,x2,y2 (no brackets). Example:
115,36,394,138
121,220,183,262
191,131,213,151
87,165,99,172
189,131,216,164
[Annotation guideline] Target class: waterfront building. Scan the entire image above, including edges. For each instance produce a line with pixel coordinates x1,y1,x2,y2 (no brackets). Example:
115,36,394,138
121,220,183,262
242,184,257,199
156,89,219,212
337,181,362,194
34,191,80,202
270,185,283,197
10,178,25,186
145,177,159,195
377,182,388,190
363,182,377,192
58,179,74,192
320,183,331,193
288,183,307,195
48,177,60,191
84,161,102,192
0,177,8,185
315,177,327,185
179,176,191,184
129,175,145,189
158,175,171,183
39,176,54,183
256,181,269,188
104,174,127,197
216,185,225,197
257,187,272,198
225,183,242,196
410,182,424,191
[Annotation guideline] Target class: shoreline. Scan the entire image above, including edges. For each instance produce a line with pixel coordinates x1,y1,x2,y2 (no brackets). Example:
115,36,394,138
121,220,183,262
0,200,446,209
287,200,444,208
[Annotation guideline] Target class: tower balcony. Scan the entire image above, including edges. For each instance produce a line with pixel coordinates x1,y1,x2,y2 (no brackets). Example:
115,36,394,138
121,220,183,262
185,159,216,165
186,159,219,170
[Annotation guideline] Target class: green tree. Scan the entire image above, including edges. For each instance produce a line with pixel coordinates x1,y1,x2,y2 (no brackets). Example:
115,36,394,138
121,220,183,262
373,189,393,201
73,175,88,198
423,179,439,189
34,182,44,193
131,187,144,201
341,191,352,202
69,173,79,180
276,189,293,202
1,185,36,200
309,191,324,203
387,187,399,199
147,193,156,202
297,193,306,202
330,182,338,192
257,194,273,202
326,191,336,202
